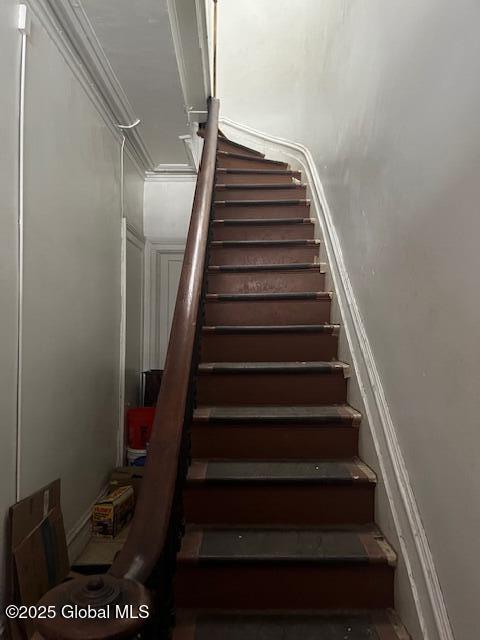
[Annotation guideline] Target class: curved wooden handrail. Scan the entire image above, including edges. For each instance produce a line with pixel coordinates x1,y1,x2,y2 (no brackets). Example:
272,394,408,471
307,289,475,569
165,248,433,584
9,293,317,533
111,97,220,581
34,99,219,640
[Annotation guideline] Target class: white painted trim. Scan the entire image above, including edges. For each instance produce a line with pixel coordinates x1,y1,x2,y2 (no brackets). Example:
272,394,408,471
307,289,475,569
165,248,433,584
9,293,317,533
180,134,198,170
66,483,109,563
167,0,191,112
152,164,198,174
126,228,146,405
45,0,153,171
167,0,211,116
117,219,127,467
194,0,212,100
16,18,27,502
147,240,187,251
126,221,144,243
145,171,197,182
219,116,454,640
144,240,186,370
142,239,153,377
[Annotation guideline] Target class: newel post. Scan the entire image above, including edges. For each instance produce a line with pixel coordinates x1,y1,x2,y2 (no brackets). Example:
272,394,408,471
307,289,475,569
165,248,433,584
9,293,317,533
34,574,152,640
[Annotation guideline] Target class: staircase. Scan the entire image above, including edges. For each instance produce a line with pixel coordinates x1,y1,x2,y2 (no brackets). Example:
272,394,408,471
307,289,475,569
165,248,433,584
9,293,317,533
173,133,411,639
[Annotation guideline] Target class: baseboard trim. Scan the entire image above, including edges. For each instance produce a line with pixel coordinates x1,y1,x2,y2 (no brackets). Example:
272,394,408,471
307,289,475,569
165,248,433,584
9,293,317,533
66,484,109,564
219,117,454,640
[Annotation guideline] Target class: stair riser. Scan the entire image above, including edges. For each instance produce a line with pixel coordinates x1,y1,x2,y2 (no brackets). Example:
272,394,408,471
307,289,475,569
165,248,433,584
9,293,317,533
212,223,314,241
205,299,331,325
209,246,318,265
215,187,306,201
192,424,358,459
184,485,374,525
174,613,409,640
175,565,394,609
197,373,347,406
218,139,263,157
214,204,310,219
207,270,325,293
217,156,287,170
216,171,300,184
201,332,337,361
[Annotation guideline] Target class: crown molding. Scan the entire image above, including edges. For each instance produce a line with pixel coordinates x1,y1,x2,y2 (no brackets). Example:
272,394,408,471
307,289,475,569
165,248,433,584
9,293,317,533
167,0,190,113
25,0,146,177
194,0,212,100
43,0,154,171
166,0,210,119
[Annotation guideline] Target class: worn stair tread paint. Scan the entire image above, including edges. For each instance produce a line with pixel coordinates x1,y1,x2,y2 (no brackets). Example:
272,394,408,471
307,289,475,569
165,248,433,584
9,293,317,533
217,139,265,157
198,361,349,375
206,291,331,301
214,199,309,207
216,168,301,176
202,324,339,334
187,458,376,484
178,526,396,566
174,609,411,640
211,239,319,247
208,262,324,272
215,183,307,190
198,129,265,157
217,151,288,167
213,217,314,225
193,405,362,424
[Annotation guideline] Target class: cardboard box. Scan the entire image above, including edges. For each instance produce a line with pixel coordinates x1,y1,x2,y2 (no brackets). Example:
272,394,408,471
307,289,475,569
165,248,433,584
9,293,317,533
92,486,134,538
9,479,69,640
109,466,144,499
13,507,70,606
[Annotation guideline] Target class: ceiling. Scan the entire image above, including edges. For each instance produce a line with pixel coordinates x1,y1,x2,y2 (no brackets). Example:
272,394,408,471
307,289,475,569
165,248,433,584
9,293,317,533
62,0,211,171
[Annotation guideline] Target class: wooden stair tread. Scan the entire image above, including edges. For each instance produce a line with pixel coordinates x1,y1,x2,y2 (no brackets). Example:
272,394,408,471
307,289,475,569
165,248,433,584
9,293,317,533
217,168,301,176
208,262,323,272
199,130,265,158
206,291,331,301
217,150,287,167
198,361,349,375
174,609,411,640
187,459,376,484
218,140,265,158
215,183,305,190
213,217,313,225
193,405,361,424
214,199,309,206
178,525,396,566
202,324,339,334
210,239,319,247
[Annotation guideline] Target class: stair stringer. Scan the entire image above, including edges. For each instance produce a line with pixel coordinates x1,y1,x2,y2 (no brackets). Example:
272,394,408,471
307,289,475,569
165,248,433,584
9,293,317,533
218,117,453,640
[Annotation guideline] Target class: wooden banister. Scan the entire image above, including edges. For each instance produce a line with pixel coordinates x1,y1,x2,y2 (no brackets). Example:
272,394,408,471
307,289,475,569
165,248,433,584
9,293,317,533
35,98,220,640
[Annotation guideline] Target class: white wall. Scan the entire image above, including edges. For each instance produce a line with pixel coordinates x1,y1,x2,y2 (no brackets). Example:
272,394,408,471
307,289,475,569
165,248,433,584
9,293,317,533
144,177,196,240
218,2,480,639
19,13,123,525
0,0,21,615
0,1,144,601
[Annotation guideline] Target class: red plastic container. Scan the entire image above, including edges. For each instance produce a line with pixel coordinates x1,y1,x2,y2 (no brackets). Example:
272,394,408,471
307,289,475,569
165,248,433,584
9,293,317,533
127,407,155,449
